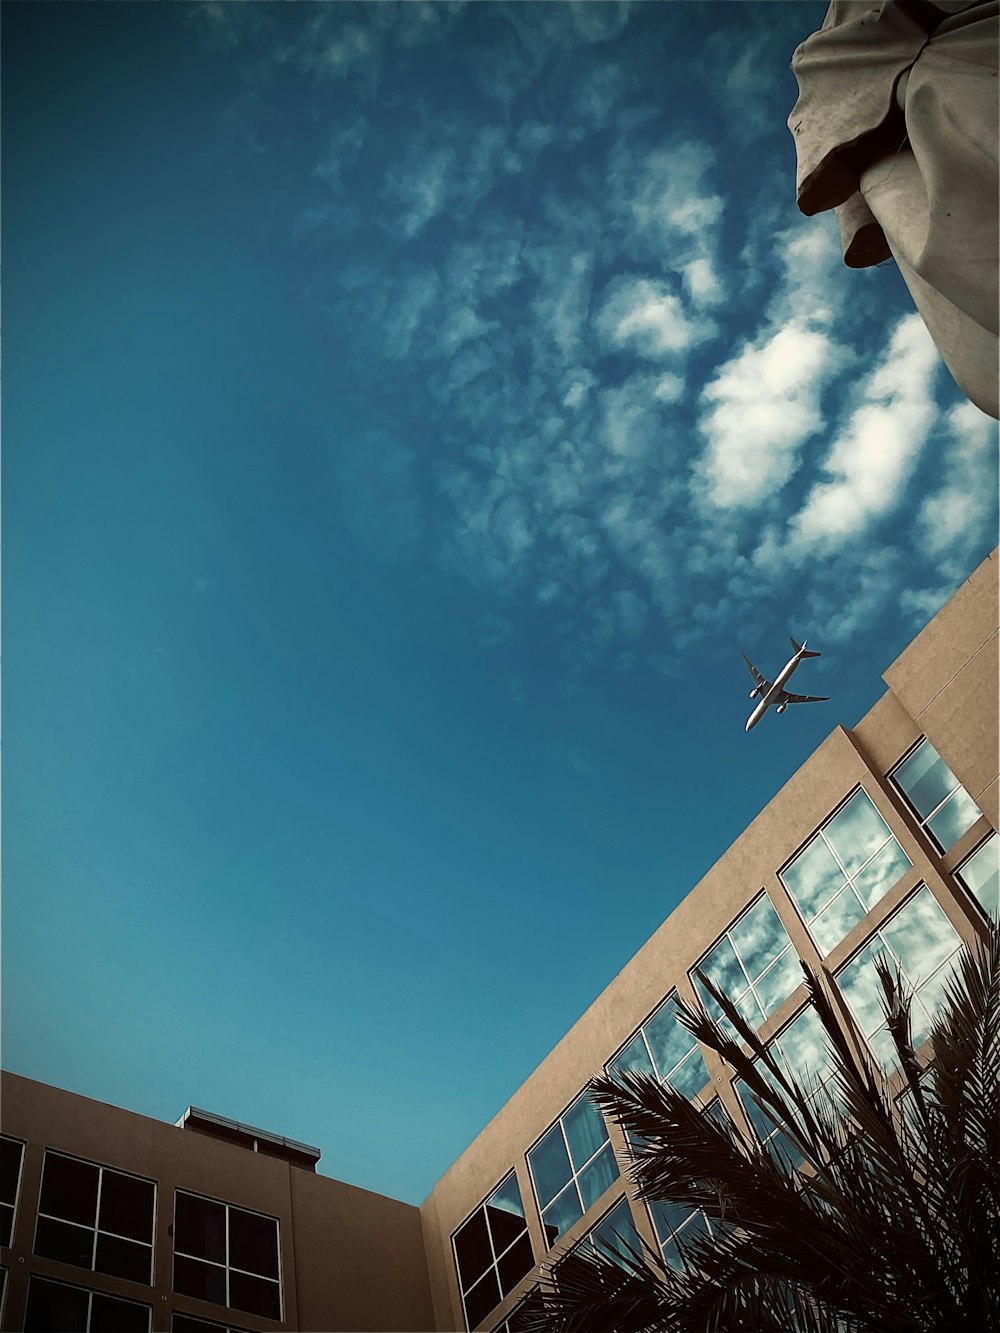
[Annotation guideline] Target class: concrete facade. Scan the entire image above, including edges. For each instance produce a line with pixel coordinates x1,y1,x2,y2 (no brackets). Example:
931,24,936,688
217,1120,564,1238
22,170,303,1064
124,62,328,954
3,549,997,1333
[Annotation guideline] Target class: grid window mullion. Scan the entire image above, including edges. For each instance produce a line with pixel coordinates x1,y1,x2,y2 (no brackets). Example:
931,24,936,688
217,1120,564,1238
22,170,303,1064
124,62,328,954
92,1171,104,1273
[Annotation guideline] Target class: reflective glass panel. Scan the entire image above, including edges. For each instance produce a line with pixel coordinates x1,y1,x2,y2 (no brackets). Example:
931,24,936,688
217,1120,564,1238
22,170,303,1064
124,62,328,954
228,1209,278,1280
1,1137,23,1209
562,1095,607,1171
527,1125,571,1209
486,1176,526,1254
455,1210,492,1291
880,887,959,987
824,790,892,877
957,835,999,915
644,996,694,1080
541,1185,582,1244
497,1233,533,1297
607,1031,654,1080
174,1194,225,1265
464,1269,502,1331
24,1277,90,1333
926,787,982,850
39,1155,99,1228
173,1255,227,1307
894,740,955,819
811,885,866,954
852,839,911,909
730,894,788,980
228,1271,280,1322
90,1292,151,1333
781,837,844,918
587,1199,640,1266
696,936,747,1002
35,1216,94,1269
753,949,803,1017
578,1144,617,1210
669,1046,709,1100
94,1233,151,1285
98,1172,154,1246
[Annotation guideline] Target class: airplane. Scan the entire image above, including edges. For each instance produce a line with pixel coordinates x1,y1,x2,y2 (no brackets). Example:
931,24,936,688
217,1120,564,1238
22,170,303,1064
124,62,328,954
742,637,829,732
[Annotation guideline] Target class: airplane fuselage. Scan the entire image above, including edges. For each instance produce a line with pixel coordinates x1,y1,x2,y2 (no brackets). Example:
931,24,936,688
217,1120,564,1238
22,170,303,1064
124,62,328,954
745,650,804,732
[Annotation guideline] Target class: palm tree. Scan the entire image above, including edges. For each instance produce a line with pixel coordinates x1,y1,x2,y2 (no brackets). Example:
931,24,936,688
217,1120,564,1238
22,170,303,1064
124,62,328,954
520,920,999,1333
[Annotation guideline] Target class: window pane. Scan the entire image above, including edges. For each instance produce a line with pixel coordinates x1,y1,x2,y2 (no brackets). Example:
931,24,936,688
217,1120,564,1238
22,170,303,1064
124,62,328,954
541,1183,582,1245
881,888,960,988
0,1138,23,1208
852,839,911,909
485,1176,526,1254
668,1046,709,1100
464,1268,502,1331
811,885,866,954
695,936,746,1003
1,1202,13,1248
98,1172,154,1245
730,895,789,982
577,1143,616,1210
644,996,693,1081
926,787,982,850
173,1255,226,1307
24,1278,90,1333
753,948,802,1017
495,1232,533,1297
562,1096,607,1172
228,1208,278,1280
172,1319,226,1333
95,1233,151,1285
837,940,889,1038
607,1032,654,1080
824,791,891,877
589,1200,640,1266
649,1199,692,1245
89,1292,151,1333
174,1195,225,1264
774,1007,830,1090
454,1210,492,1292
781,836,844,919
35,1215,94,1269
894,740,956,819
528,1125,571,1209
228,1270,280,1322
40,1155,99,1228
957,835,999,915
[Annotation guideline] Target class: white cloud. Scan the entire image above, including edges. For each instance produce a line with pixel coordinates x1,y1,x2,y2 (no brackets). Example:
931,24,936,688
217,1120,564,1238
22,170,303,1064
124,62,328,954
694,321,844,509
595,276,711,359
391,145,455,237
788,315,939,548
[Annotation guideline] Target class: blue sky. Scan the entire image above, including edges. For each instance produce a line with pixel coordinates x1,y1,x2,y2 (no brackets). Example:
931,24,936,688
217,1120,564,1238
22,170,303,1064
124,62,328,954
4,1,997,1207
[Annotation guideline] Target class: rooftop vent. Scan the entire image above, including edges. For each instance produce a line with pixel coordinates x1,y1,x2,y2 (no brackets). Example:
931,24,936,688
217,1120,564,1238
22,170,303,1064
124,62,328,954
176,1106,321,1171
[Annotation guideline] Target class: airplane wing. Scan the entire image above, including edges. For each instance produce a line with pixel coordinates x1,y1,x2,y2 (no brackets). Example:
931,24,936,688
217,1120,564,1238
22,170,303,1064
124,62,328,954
781,691,829,704
741,651,771,691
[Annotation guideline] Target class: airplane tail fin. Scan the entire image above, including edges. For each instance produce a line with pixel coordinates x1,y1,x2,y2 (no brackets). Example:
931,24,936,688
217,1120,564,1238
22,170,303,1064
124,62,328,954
791,636,821,658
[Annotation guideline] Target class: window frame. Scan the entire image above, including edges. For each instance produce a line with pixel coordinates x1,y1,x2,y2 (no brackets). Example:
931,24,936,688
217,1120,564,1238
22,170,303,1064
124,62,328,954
573,1195,642,1269
0,1136,25,1250
23,1273,152,1333
778,784,912,954
33,1149,156,1286
450,1171,534,1332
605,990,710,1105
833,884,965,1071
889,736,983,854
172,1189,282,1323
526,1087,619,1249
690,890,802,1036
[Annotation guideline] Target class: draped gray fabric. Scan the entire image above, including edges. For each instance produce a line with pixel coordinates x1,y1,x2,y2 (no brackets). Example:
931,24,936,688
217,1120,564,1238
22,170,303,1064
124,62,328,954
788,0,999,419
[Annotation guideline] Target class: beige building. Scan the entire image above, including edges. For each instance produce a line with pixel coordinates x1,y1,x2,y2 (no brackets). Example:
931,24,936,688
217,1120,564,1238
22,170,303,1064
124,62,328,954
3,550,997,1333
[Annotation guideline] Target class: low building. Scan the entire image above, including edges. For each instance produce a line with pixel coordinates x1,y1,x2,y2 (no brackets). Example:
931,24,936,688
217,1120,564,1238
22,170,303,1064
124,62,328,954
3,549,997,1333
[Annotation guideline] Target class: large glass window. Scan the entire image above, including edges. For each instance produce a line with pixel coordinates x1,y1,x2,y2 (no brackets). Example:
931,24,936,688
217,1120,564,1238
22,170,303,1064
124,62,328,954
1,1137,24,1248
24,1276,150,1333
836,886,964,1071
607,992,708,1102
490,1288,545,1333
692,893,802,1037
173,1192,280,1322
172,1316,252,1333
528,1091,619,1248
453,1174,533,1331
576,1197,641,1268
891,738,982,851
956,833,999,917
34,1153,154,1286
734,1003,837,1167
649,1197,723,1271
780,789,912,954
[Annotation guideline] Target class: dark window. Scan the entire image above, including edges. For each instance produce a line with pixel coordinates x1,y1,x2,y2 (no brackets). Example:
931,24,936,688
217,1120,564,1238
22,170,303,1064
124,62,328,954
452,1174,533,1330
1,1138,25,1248
35,1153,154,1286
24,1276,149,1333
173,1192,280,1321
171,1313,253,1333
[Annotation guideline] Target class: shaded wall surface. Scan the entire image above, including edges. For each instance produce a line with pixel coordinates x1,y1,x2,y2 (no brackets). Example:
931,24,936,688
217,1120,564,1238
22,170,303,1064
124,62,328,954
4,552,997,1333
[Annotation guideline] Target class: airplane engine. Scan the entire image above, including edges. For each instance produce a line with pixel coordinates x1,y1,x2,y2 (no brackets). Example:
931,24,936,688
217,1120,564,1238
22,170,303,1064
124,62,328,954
749,688,758,700
776,701,787,714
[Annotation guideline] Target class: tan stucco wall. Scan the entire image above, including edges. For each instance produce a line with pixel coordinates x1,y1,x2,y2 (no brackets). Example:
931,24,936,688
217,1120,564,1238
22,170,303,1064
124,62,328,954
0,1072,434,1333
